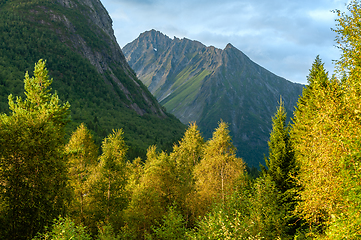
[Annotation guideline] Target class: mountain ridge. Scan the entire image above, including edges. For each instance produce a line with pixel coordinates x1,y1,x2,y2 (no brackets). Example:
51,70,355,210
0,1,185,158
123,29,304,166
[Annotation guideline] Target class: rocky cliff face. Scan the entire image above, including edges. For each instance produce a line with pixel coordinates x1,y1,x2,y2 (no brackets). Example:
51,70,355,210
49,0,165,116
55,0,127,72
123,30,304,166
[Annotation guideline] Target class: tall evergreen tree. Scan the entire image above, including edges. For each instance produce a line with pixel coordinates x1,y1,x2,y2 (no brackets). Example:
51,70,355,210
0,60,70,239
292,56,345,236
262,98,298,237
265,98,296,194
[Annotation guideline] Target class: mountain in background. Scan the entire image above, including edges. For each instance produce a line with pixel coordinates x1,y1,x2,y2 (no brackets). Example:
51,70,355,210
0,1,185,158
123,30,304,166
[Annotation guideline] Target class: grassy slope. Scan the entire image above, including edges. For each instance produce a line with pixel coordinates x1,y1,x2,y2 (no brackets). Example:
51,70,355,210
162,67,211,113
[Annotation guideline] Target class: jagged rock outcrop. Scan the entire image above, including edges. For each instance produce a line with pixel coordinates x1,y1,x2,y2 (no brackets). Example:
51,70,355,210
48,0,165,116
123,30,304,166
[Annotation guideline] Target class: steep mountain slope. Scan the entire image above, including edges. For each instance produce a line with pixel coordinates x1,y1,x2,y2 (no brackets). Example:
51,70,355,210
0,1,185,158
123,30,304,166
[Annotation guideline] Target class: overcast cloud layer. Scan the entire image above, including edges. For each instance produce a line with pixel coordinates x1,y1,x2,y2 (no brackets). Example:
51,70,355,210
101,0,350,84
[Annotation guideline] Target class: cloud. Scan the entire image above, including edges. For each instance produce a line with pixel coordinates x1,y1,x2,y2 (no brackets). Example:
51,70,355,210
102,0,350,84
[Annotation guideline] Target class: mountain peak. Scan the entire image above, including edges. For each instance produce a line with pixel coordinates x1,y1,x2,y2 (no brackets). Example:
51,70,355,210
123,30,304,166
224,43,235,50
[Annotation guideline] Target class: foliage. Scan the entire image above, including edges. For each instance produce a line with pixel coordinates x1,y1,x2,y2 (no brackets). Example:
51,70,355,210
0,0,185,160
97,222,121,240
290,2,361,237
0,60,70,240
264,98,296,194
4,1,361,239
91,129,129,230
188,175,285,240
65,123,98,225
169,122,205,227
122,146,177,239
193,121,246,217
263,98,299,236
32,217,92,240
150,206,187,240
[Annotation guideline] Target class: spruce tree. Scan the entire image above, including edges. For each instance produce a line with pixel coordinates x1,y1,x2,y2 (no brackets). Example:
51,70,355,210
265,98,296,194
263,98,298,237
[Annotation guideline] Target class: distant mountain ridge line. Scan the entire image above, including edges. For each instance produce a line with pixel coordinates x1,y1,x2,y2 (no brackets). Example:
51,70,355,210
123,29,304,166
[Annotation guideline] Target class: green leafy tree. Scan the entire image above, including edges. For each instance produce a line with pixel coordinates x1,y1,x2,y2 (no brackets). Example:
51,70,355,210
91,129,129,230
65,123,98,224
97,222,121,240
188,201,246,240
151,206,187,240
189,174,286,240
0,60,70,239
32,217,92,240
123,146,177,239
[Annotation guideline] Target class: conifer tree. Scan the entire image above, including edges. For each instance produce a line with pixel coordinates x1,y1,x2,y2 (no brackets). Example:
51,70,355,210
262,98,298,237
0,60,70,239
292,56,345,235
265,98,296,194
322,1,361,237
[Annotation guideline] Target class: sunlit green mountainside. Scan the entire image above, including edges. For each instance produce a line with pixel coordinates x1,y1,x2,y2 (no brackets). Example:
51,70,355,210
123,30,304,166
0,1,185,158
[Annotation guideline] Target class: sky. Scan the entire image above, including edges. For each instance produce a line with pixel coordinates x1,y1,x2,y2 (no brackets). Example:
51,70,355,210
100,0,350,84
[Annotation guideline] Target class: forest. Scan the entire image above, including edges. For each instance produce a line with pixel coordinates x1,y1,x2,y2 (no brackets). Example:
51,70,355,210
1,1,361,240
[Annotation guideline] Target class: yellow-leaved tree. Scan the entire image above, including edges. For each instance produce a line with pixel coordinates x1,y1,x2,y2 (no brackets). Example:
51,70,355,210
90,129,129,232
291,56,345,235
169,122,204,227
65,123,98,225
193,121,246,218
122,146,177,239
291,1,361,235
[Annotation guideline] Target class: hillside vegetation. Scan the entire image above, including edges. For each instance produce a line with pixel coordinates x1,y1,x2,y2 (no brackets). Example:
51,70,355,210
0,0,185,159
1,0,361,240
